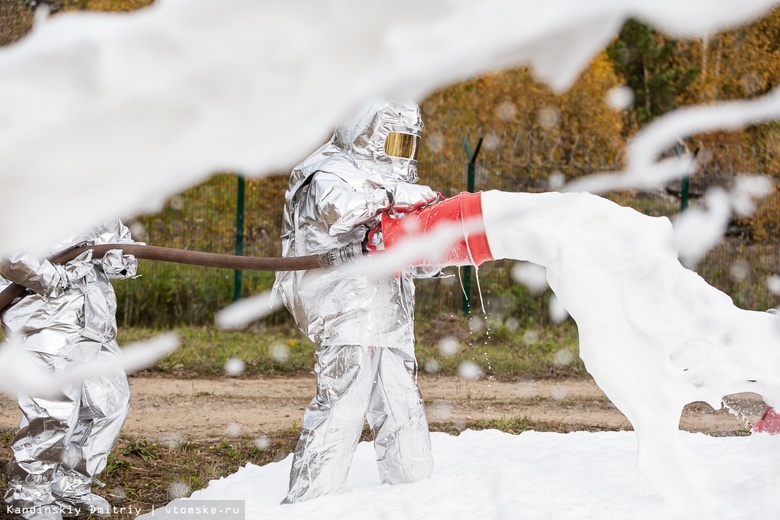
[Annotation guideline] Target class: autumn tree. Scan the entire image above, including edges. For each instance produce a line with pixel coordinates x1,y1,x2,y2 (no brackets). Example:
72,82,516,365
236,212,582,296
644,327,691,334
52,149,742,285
419,53,625,190
1,0,35,46
662,8,780,241
607,19,699,129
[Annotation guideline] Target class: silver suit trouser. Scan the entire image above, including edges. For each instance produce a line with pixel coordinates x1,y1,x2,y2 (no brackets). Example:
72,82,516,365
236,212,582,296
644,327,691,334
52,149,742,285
4,343,130,510
284,345,433,503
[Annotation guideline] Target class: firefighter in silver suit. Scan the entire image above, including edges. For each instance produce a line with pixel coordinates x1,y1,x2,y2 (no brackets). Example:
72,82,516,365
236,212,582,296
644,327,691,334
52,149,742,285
275,99,440,503
1,218,138,520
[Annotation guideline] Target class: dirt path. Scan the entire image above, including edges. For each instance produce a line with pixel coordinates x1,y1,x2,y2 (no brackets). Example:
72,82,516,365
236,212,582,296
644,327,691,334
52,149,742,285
0,375,766,440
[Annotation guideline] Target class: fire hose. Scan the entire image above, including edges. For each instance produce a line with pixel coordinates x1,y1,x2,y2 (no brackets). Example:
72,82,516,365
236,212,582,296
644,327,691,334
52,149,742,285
0,241,364,314
0,191,494,315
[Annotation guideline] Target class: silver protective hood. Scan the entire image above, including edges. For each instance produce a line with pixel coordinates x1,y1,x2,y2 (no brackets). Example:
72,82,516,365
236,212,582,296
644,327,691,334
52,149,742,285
285,98,423,202
333,98,423,184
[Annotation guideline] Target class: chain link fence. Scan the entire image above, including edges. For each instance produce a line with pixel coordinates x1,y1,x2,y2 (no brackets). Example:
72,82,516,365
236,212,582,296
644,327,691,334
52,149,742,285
116,133,780,327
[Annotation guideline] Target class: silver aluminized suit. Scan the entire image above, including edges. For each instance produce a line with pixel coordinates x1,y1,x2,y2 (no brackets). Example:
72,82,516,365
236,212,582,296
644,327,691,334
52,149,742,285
1,218,137,520
274,99,439,503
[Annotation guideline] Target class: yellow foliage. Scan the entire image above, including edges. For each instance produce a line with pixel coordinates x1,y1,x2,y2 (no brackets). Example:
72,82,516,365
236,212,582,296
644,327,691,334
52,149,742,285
419,52,625,183
62,0,154,12
0,1,34,46
744,186,780,242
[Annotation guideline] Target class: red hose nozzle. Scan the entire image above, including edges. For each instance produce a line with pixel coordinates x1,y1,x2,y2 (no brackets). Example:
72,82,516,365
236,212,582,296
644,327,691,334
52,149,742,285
376,191,493,267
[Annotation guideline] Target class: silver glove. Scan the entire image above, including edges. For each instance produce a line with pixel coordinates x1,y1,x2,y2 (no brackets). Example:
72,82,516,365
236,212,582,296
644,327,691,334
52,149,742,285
390,182,441,213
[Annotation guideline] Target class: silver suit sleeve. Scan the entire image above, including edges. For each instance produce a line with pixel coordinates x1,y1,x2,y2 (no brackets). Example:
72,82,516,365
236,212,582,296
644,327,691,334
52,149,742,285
307,171,391,236
0,254,68,298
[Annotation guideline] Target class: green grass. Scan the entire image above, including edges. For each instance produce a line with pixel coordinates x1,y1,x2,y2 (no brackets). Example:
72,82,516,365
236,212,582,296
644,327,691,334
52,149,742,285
415,316,584,380
118,325,315,377
117,317,585,380
3,311,584,379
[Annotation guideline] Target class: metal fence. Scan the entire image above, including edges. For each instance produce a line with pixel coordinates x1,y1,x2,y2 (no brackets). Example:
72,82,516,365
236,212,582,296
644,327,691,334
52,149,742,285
115,135,780,327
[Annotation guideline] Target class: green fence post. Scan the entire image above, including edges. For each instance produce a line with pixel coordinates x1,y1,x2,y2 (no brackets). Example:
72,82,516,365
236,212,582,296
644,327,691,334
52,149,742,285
674,145,690,211
461,136,483,315
233,174,245,301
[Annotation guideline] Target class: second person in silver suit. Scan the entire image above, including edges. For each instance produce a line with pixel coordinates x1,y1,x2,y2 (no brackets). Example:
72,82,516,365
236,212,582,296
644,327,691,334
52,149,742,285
275,98,441,503
1,218,138,520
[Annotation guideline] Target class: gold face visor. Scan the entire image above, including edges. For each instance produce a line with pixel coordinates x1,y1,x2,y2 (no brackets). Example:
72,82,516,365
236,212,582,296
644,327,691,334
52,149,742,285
384,132,419,160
